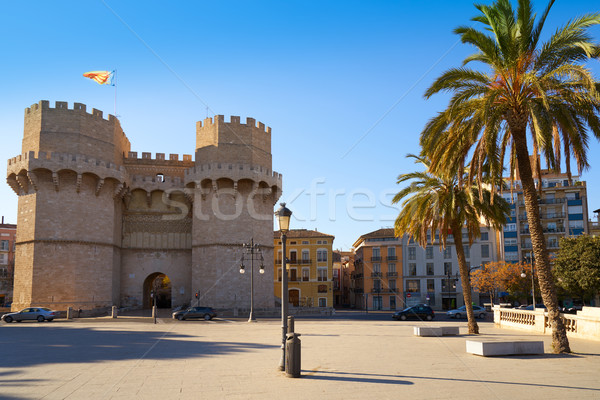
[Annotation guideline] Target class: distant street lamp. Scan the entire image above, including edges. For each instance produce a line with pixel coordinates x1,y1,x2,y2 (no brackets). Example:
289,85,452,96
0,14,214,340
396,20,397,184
521,254,536,308
275,203,292,371
240,238,265,322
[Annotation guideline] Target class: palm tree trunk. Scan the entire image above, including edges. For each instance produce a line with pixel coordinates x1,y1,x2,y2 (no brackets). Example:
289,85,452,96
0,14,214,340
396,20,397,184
511,122,571,353
451,223,478,334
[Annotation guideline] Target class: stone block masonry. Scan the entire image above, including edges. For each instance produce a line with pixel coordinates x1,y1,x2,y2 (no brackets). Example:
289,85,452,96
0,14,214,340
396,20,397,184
7,100,282,313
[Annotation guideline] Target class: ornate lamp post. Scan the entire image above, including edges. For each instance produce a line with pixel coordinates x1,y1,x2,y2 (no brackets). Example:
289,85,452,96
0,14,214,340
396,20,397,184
521,254,535,308
275,203,292,371
240,238,265,322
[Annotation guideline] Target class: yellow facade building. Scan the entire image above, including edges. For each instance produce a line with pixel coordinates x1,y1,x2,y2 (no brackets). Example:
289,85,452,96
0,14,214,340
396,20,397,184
273,229,334,309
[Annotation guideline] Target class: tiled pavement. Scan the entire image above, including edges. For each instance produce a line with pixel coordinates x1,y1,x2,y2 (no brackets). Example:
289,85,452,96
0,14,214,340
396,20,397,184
1,311,599,399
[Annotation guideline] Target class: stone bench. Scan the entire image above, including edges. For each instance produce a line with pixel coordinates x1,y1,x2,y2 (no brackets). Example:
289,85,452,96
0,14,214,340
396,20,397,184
413,326,460,337
466,340,544,356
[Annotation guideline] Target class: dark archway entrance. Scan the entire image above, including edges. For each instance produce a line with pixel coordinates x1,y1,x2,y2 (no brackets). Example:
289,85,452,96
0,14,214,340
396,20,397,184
143,273,172,309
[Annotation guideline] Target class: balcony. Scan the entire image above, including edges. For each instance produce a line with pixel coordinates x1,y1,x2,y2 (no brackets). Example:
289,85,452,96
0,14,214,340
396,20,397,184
371,256,382,262
386,272,398,277
298,259,312,265
386,256,397,261
371,272,383,278
371,288,382,293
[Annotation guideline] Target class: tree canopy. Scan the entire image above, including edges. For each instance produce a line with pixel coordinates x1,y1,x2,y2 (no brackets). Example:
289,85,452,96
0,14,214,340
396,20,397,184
553,235,600,304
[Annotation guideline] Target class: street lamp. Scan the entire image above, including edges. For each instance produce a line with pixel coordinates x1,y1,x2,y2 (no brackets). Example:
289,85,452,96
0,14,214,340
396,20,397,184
445,271,459,309
521,254,535,308
240,238,265,322
275,202,292,371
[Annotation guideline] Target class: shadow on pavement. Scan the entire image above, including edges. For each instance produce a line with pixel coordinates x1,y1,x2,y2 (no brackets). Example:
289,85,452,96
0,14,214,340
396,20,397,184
301,370,600,393
0,325,277,369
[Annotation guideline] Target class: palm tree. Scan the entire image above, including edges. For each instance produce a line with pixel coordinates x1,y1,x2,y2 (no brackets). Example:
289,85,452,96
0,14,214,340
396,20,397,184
420,0,600,353
393,155,509,334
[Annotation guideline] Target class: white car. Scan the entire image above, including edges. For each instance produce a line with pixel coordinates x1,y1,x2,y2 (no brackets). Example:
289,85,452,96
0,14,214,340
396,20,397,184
447,305,487,319
1,307,60,323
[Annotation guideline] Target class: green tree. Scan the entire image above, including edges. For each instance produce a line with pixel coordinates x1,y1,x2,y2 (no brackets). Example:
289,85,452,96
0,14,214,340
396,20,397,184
419,0,600,353
393,155,509,334
554,235,600,304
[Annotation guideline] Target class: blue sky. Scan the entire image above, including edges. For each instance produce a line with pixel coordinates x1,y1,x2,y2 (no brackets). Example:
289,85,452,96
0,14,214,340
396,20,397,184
1,1,599,250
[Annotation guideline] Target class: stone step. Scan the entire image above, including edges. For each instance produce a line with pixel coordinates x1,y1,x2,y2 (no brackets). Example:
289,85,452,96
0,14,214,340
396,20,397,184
466,340,544,356
413,326,460,337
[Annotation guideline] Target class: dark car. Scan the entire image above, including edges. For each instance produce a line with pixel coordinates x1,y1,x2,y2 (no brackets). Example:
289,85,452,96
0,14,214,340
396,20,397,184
392,304,435,321
518,304,547,310
172,307,216,321
2,307,59,323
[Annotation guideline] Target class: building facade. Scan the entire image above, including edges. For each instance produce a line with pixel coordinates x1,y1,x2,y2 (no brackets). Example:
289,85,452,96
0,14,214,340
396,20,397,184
400,227,498,310
273,229,334,309
333,250,354,307
351,227,499,311
0,217,17,306
6,100,282,312
499,169,589,263
351,229,403,311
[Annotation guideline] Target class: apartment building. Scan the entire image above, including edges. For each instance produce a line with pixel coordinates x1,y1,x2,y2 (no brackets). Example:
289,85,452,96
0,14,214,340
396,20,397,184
351,229,402,311
0,217,16,306
401,227,498,310
500,168,589,262
333,250,354,307
273,229,334,308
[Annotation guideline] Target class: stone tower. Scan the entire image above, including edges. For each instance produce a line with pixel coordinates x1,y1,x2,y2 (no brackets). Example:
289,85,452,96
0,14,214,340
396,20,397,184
7,101,130,310
6,101,281,313
186,115,281,309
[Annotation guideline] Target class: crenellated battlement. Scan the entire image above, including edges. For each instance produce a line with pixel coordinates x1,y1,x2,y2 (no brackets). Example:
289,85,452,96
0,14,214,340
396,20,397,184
25,100,119,123
196,115,271,135
125,151,194,165
184,162,282,188
8,151,125,172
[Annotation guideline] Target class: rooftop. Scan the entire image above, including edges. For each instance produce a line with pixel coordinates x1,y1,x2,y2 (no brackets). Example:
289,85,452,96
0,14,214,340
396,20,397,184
273,229,334,240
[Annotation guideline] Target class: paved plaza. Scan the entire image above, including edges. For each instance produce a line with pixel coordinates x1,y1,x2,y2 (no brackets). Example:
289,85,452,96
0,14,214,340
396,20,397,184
1,311,599,399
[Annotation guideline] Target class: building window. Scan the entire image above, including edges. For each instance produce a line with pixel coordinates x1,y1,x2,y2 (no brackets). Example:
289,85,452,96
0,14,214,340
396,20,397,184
388,263,396,274
463,245,470,259
318,298,327,307
406,280,420,293
444,262,452,275
408,263,417,276
426,263,434,276
302,241,309,244
389,279,396,290
0,240,8,251
481,232,489,241
302,250,310,262
278,268,282,281
443,246,452,259
317,249,327,262
426,246,433,259
408,247,416,260
317,268,328,281
0,254,7,265
373,263,381,273
373,279,381,290
427,279,435,292
387,247,396,258
481,244,490,258
302,268,310,281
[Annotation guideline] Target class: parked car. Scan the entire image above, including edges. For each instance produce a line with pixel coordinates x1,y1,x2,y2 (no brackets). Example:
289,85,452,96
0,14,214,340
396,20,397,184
172,307,216,321
392,305,435,321
447,305,487,319
516,304,547,310
2,307,59,323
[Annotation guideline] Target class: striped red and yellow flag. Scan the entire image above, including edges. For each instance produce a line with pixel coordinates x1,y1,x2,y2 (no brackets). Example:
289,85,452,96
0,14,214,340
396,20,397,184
83,70,114,85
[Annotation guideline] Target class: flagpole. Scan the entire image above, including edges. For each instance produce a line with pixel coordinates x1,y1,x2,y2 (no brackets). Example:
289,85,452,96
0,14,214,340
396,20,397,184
113,69,117,117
